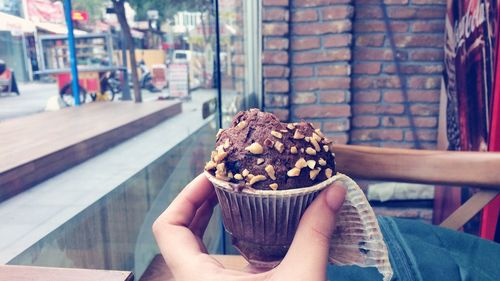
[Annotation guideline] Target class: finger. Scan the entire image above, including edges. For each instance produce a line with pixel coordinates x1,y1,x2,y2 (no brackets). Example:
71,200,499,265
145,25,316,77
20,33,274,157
278,183,346,278
152,174,216,269
190,191,219,238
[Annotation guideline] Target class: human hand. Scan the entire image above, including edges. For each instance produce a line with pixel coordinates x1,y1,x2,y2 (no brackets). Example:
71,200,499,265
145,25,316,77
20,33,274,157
152,173,346,281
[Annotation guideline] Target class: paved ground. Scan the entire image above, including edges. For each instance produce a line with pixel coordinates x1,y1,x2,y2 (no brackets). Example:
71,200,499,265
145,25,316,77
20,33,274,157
0,82,173,121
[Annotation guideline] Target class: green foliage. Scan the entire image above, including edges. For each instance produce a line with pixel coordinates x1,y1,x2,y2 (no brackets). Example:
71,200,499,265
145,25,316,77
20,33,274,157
128,0,211,21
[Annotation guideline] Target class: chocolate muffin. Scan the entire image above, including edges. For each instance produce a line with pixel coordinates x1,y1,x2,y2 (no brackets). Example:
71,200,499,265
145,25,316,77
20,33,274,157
205,109,336,190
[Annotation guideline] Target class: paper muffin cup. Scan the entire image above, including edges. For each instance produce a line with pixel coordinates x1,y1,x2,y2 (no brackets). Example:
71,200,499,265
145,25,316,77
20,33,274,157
205,172,393,280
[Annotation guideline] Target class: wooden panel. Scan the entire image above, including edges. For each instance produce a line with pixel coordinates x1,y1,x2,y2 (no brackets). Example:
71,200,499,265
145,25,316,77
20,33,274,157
140,255,248,281
0,265,133,281
333,144,500,189
0,101,182,202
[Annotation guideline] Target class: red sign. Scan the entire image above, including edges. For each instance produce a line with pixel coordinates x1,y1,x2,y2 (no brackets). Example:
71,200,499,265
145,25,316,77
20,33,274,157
72,11,89,22
27,0,65,24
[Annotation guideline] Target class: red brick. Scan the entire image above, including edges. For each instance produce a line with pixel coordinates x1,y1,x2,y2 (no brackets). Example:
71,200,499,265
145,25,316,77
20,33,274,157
393,35,444,48
325,132,349,144
292,10,318,22
262,51,289,64
355,34,385,47
409,104,440,116
267,108,289,121
263,66,290,78
384,0,408,3
321,6,354,20
264,38,289,50
356,6,383,19
353,104,405,114
323,34,352,48
263,8,289,21
412,0,446,4
383,90,440,103
293,49,351,64
353,48,408,61
351,129,404,141
319,90,348,103
263,0,289,6
352,116,380,128
262,23,289,36
410,50,444,61
264,79,289,93
352,76,402,89
292,66,314,77
265,94,289,107
382,116,437,128
294,0,352,7
291,37,321,51
407,76,441,89
293,20,352,35
292,92,317,104
387,7,445,19
294,105,351,118
293,77,351,91
354,20,409,32
383,64,444,74
405,130,437,141
323,119,350,132
353,90,381,102
353,62,382,74
412,21,445,33
317,64,350,76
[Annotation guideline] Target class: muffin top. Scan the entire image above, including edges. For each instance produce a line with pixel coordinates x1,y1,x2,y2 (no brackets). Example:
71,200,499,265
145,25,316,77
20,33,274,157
205,109,336,191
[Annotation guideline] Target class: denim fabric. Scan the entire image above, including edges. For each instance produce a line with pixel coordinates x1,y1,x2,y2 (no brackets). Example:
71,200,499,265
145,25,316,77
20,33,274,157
327,217,500,281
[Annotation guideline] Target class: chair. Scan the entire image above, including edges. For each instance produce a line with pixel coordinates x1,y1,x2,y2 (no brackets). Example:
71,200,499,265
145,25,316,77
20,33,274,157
140,144,500,281
0,68,13,94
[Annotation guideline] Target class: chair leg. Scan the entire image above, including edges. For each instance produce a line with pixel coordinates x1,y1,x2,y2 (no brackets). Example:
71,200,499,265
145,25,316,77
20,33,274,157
440,190,499,230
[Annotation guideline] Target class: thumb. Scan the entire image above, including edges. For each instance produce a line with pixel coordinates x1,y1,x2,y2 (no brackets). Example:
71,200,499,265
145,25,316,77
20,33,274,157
278,182,346,278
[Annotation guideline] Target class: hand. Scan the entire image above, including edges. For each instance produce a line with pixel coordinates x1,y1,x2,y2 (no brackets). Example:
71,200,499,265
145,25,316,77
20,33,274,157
153,173,346,281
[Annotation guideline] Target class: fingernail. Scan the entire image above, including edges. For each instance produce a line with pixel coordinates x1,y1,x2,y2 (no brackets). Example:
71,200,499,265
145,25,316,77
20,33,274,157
325,183,346,212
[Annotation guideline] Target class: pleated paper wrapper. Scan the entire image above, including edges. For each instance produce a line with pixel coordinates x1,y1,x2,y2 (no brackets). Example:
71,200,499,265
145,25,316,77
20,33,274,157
206,172,393,281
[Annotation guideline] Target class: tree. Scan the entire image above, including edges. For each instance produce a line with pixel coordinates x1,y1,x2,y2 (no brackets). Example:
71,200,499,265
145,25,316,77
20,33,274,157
128,0,211,22
111,0,142,102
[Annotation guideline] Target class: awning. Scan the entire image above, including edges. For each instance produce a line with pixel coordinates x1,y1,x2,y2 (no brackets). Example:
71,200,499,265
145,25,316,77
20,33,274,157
35,22,86,35
0,11,36,33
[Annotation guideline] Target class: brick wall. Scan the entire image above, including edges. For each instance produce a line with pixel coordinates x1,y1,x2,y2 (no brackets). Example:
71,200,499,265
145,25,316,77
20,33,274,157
261,0,446,148
350,0,446,148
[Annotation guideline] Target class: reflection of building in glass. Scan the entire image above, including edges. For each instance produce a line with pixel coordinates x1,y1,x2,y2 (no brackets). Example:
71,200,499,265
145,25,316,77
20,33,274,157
0,0,22,16
172,11,204,34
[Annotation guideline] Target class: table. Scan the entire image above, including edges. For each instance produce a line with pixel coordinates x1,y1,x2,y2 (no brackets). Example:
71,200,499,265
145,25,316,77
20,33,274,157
0,264,133,281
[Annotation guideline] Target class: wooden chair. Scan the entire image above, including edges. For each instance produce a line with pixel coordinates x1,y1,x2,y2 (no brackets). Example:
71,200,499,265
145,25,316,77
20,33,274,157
140,144,500,281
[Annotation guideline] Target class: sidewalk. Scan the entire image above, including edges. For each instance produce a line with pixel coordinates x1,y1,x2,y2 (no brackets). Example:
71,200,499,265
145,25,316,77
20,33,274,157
0,82,58,121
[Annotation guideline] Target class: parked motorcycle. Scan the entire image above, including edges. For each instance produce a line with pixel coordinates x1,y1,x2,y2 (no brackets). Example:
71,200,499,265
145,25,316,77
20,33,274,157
137,60,161,93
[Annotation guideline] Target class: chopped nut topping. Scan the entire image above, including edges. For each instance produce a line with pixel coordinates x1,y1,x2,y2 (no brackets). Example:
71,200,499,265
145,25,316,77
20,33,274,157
236,121,247,129
314,128,325,138
263,138,274,147
216,129,224,138
265,165,276,180
245,142,264,154
295,158,307,169
318,158,327,166
306,147,317,155
234,173,243,180
290,146,298,154
227,172,233,179
248,175,266,186
312,133,322,142
300,148,305,153
287,167,301,177
305,137,311,142
310,168,321,180
214,151,228,162
205,161,217,170
280,129,288,133
215,163,227,179
211,151,217,160
307,160,316,169
216,144,225,153
242,169,250,177
257,158,265,165
269,183,279,190
322,138,333,144
325,168,333,178
247,174,254,180
223,139,230,149
216,163,225,173
274,141,285,153
310,138,321,152
331,152,336,157
293,130,305,139
323,145,329,152
271,130,283,139
287,123,295,130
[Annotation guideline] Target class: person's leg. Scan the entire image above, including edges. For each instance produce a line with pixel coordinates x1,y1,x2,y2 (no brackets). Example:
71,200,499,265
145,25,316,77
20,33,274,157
11,71,20,95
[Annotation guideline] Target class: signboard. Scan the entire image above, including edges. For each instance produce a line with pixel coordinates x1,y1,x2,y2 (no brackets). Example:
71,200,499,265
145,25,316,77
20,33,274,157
72,11,88,22
169,63,189,98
